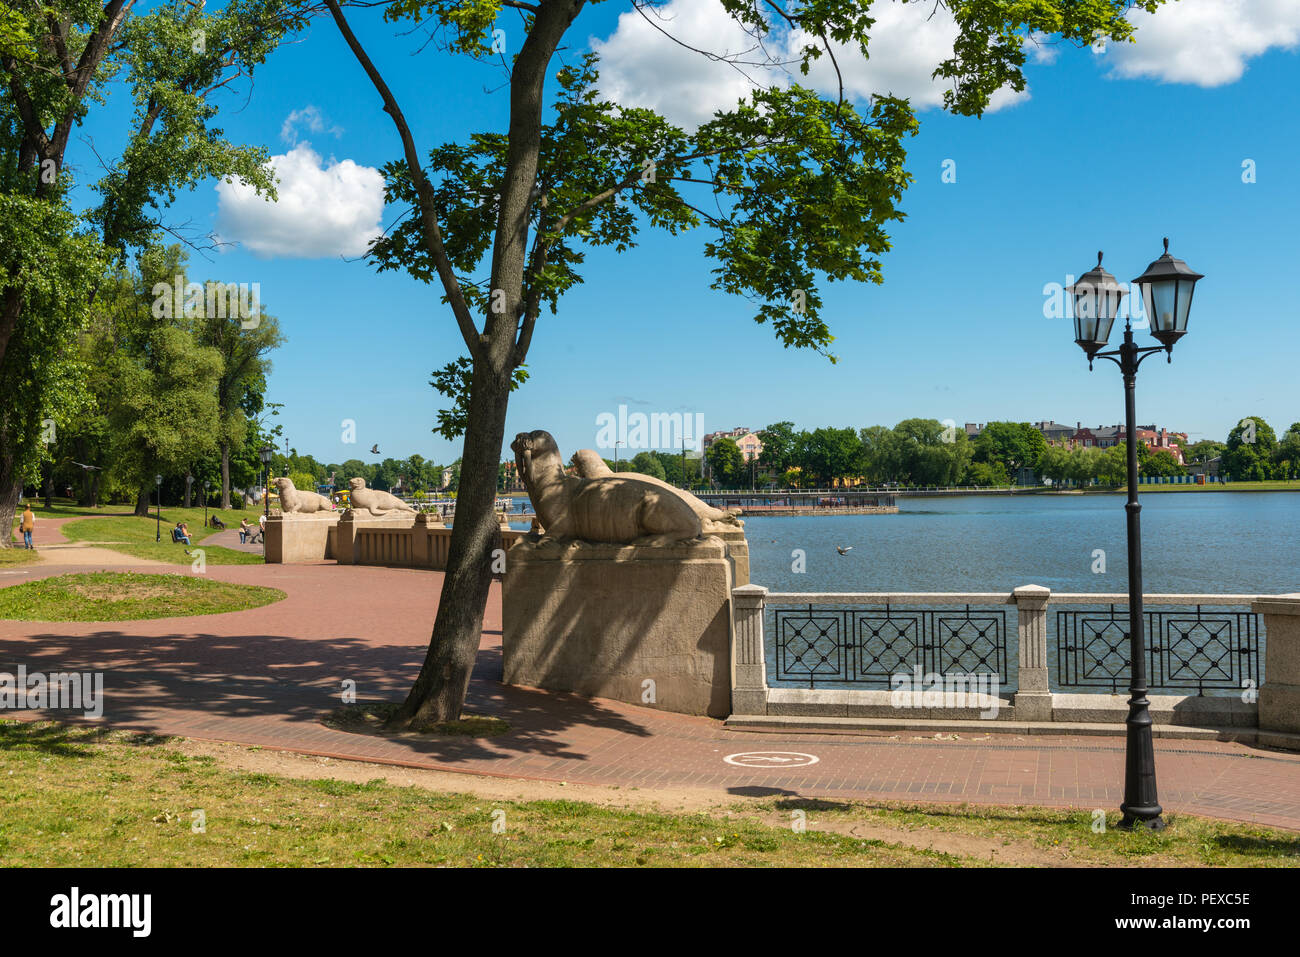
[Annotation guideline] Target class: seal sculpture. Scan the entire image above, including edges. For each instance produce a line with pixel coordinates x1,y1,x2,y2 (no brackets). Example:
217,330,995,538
348,477,416,516
273,476,334,514
512,430,702,544
569,449,743,534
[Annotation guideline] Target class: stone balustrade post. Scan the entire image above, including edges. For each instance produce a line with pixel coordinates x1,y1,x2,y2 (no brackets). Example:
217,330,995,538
731,584,769,716
1254,594,1300,734
1012,584,1052,721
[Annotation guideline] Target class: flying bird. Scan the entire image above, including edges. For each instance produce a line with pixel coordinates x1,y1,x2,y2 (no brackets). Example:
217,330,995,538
369,444,380,455
836,545,853,555
72,461,102,471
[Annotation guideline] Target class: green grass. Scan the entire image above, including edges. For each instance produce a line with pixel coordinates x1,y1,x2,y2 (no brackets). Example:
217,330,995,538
1,720,1295,868
765,797,1300,867
0,548,39,566
1131,480,1300,492
59,508,263,565
0,572,284,621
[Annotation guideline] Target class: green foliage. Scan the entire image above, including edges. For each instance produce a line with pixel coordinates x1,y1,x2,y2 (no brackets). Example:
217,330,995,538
705,437,746,486
1223,415,1278,481
431,356,527,440
626,452,667,481
758,422,799,472
1142,448,1184,478
973,422,1048,478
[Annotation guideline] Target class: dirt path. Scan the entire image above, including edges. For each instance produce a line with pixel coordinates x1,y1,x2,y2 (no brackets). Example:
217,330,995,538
31,542,170,568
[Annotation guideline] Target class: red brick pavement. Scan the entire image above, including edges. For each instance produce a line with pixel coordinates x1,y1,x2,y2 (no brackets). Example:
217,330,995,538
1,555,1298,830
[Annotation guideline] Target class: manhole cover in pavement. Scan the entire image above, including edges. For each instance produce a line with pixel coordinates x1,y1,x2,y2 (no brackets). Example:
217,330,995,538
724,751,820,768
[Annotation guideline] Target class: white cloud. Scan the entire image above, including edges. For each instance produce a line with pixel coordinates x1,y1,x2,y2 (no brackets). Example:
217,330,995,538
280,105,344,145
215,142,385,259
1107,0,1300,86
590,0,1029,128
590,0,776,128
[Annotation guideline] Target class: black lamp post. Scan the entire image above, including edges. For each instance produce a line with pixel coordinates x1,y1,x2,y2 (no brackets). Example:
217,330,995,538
203,480,210,528
259,445,274,527
1068,239,1204,831
154,473,163,541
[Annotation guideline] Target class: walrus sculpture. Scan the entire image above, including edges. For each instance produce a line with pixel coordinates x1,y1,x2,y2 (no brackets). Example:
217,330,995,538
568,449,743,534
512,430,702,544
348,477,416,516
273,476,334,514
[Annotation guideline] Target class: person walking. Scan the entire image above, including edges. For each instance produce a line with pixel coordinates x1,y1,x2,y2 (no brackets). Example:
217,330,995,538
239,518,250,544
20,505,35,549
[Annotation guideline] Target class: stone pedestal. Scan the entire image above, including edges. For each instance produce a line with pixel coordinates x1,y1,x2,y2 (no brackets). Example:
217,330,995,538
333,509,418,565
1012,584,1053,721
713,527,750,587
730,584,768,715
503,537,735,717
264,513,339,564
1256,594,1300,734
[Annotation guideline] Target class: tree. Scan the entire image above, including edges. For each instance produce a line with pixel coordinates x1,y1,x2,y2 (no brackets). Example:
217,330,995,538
1222,415,1278,481
758,422,799,474
627,451,666,481
198,298,284,509
1275,423,1300,480
1185,439,1226,467
891,418,969,486
800,427,861,486
858,425,897,484
0,0,297,541
705,438,745,487
321,0,1164,726
1038,444,1071,485
973,422,1048,482
98,249,224,514
1142,448,1184,478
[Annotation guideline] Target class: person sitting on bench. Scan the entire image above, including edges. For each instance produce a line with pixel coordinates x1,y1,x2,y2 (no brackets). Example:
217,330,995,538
173,522,192,545
209,514,226,530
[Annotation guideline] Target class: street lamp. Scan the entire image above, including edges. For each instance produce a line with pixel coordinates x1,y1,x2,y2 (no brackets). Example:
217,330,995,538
185,472,193,509
154,473,163,541
259,445,274,529
1067,239,1204,831
203,480,210,529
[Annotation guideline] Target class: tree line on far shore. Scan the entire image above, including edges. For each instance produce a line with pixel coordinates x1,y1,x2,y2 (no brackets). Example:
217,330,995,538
680,418,1300,489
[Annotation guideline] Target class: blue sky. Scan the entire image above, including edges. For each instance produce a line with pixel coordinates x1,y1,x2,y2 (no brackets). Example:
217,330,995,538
72,1,1300,465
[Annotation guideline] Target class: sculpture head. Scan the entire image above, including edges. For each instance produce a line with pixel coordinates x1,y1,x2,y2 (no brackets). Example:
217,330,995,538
348,477,366,490
512,431,566,497
570,449,610,478
274,476,294,492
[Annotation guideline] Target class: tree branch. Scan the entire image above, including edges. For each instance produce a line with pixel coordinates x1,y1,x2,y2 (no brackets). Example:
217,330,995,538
323,0,483,360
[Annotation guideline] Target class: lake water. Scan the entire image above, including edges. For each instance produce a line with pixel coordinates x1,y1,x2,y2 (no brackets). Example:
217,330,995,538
744,492,1300,595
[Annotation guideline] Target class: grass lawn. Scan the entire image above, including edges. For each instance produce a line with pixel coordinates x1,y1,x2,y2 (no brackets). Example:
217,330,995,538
0,572,284,621
0,548,39,566
1132,480,1300,492
1,720,1295,867
59,507,264,565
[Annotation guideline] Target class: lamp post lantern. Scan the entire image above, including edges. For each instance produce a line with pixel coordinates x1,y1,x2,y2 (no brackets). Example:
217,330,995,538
1068,239,1203,831
154,473,163,542
259,444,275,530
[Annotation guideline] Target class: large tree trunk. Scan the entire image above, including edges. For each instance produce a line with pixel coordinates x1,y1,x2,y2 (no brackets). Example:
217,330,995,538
184,478,192,509
0,451,18,549
90,470,100,508
388,367,511,728
221,442,232,509
134,487,151,517
42,463,53,509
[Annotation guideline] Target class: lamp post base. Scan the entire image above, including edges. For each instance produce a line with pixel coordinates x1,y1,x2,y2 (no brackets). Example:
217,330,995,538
1118,808,1166,831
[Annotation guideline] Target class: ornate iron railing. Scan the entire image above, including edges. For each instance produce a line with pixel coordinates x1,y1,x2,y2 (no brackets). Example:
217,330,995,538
1055,604,1262,695
771,601,1010,689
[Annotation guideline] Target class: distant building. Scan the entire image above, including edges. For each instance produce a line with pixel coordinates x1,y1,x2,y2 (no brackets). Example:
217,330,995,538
1034,420,1075,444
703,427,763,462
964,422,984,439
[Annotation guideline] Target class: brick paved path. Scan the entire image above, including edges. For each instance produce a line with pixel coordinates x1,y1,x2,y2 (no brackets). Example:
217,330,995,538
1,546,1298,830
